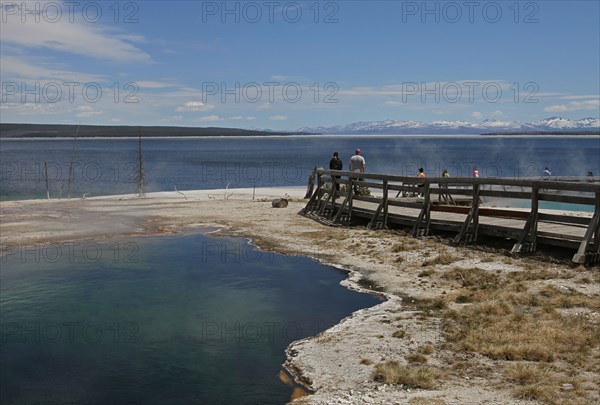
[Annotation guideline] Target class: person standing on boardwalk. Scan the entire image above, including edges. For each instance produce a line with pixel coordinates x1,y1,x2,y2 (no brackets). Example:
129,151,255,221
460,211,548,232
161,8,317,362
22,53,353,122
329,152,343,190
440,169,451,202
543,167,552,176
473,166,479,178
417,167,426,197
349,148,366,195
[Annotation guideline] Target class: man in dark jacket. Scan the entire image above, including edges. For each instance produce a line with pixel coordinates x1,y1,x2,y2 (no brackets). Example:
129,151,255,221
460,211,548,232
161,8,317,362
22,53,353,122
329,152,343,190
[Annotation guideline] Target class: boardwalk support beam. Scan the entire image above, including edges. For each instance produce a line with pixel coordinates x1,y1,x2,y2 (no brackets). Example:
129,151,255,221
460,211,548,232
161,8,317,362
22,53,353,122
573,192,600,264
453,184,480,244
512,186,539,254
368,180,389,229
411,184,431,237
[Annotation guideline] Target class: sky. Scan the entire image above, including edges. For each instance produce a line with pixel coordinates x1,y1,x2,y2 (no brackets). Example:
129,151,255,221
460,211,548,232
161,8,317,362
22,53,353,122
1,0,599,130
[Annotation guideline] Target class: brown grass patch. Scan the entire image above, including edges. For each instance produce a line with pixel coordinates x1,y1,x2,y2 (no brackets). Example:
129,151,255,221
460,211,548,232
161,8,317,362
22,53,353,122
418,344,435,355
442,267,499,291
392,242,413,252
406,353,428,364
408,397,446,405
392,329,406,338
422,250,458,266
444,302,599,362
505,363,587,404
418,269,435,277
360,358,374,365
373,361,441,389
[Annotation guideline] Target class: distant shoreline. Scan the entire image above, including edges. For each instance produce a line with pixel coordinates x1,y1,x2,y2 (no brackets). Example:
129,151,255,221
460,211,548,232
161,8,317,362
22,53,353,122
2,123,599,139
0,123,315,138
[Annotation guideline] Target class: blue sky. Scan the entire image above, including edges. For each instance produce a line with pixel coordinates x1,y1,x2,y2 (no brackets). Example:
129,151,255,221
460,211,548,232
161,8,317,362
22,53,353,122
1,0,599,130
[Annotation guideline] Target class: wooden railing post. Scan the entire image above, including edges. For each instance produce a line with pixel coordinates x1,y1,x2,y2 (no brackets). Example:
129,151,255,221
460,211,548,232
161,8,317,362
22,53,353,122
412,183,431,237
512,185,539,254
368,179,388,229
573,191,600,264
453,182,480,243
301,170,323,214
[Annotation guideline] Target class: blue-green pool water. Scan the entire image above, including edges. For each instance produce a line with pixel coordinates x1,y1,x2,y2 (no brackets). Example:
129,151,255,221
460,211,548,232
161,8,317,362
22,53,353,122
0,234,381,404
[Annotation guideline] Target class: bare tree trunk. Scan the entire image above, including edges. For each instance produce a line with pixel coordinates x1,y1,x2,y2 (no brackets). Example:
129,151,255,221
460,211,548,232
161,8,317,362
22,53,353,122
137,130,145,197
44,160,50,200
66,125,80,199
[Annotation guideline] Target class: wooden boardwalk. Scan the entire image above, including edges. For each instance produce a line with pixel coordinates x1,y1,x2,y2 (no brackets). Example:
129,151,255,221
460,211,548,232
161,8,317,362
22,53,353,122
301,169,600,265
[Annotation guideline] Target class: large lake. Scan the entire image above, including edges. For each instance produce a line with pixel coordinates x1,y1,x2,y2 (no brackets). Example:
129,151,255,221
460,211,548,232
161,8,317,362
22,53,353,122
1,135,599,200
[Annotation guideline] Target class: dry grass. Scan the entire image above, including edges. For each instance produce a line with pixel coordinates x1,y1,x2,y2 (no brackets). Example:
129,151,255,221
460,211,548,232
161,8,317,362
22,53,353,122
444,302,599,362
392,329,406,338
441,267,499,291
418,268,435,277
373,361,441,389
408,397,446,405
406,353,428,364
392,242,413,252
418,344,435,355
422,250,458,266
504,363,588,405
360,358,374,365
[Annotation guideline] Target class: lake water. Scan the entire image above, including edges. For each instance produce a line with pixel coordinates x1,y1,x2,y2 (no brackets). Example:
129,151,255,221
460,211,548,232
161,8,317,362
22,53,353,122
1,135,598,201
0,233,381,404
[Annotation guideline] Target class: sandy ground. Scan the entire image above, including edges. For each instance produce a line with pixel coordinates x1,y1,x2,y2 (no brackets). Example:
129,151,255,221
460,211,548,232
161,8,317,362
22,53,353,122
1,187,598,405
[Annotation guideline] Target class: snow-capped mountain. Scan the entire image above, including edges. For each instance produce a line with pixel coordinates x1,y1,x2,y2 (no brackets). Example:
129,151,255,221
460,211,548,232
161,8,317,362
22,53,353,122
298,117,600,135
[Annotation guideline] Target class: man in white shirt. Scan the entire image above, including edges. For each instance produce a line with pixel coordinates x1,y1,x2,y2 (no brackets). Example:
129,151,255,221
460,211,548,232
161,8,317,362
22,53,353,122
349,149,365,194
349,148,365,172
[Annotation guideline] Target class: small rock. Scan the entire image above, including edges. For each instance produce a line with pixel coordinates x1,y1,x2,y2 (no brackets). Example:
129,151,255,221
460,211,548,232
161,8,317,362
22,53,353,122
465,376,470,380
271,198,289,208
561,383,574,391
557,285,571,294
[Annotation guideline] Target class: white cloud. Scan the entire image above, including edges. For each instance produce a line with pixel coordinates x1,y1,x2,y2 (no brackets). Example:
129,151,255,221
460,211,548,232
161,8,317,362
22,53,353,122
175,101,214,112
544,100,599,113
0,55,105,82
110,118,121,123
137,80,180,89
0,102,59,115
1,3,149,63
269,115,288,121
228,116,244,120
559,95,600,100
246,116,256,120
471,110,503,119
198,115,222,122
75,105,102,117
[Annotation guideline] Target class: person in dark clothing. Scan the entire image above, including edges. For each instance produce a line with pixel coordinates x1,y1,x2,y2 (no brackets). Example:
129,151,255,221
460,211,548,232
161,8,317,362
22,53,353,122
329,152,343,190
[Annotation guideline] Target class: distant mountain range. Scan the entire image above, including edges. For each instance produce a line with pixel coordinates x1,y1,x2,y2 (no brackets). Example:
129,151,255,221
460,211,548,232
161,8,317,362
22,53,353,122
2,117,598,138
297,117,600,135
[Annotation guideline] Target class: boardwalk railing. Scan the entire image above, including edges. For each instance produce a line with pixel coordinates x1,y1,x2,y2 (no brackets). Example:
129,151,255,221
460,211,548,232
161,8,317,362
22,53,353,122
301,169,600,265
